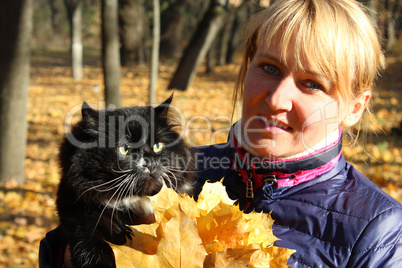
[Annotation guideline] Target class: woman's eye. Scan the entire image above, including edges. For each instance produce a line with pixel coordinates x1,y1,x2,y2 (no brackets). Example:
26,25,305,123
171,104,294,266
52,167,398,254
262,64,278,75
119,144,131,155
304,81,323,91
153,142,164,154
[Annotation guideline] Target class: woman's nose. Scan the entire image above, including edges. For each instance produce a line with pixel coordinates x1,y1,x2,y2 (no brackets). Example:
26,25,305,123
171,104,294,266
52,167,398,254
265,76,295,112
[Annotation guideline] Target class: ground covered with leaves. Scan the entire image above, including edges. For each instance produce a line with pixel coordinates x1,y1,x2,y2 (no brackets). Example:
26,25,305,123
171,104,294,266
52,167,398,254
0,52,401,267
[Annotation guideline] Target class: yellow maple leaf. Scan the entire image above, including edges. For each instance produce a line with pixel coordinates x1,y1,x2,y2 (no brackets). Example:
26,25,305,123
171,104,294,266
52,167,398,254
197,202,247,253
177,193,202,220
249,246,295,268
243,212,277,247
111,182,295,268
112,205,206,268
196,180,235,215
204,248,259,267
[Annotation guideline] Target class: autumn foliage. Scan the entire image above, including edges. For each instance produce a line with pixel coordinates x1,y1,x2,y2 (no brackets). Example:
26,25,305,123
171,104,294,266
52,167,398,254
110,182,295,267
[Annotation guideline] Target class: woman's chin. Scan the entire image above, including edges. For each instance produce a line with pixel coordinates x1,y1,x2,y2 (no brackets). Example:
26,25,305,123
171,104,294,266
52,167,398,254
246,139,300,160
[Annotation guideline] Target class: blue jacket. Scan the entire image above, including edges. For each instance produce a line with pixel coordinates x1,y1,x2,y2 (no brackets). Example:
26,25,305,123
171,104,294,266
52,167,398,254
194,137,402,267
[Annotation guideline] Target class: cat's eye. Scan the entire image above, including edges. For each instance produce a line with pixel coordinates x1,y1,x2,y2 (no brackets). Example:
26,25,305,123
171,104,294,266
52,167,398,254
153,142,164,154
119,144,131,155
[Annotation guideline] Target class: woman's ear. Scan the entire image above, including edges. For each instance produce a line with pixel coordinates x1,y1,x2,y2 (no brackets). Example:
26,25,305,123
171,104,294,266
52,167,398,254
342,90,371,127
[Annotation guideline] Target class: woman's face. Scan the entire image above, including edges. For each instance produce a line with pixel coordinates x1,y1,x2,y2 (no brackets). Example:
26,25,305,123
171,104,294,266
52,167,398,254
241,43,350,159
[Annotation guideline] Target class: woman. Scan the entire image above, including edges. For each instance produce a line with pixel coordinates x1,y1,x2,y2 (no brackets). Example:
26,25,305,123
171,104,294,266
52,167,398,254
195,0,401,266
40,0,401,267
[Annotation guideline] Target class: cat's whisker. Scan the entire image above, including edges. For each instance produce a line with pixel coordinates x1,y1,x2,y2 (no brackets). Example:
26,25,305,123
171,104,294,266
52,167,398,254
109,177,132,237
164,166,183,179
93,176,132,237
130,172,144,195
109,174,142,236
162,166,196,195
127,175,145,223
112,161,135,174
164,162,197,173
112,167,134,174
164,167,191,173
92,194,118,237
79,179,104,185
161,169,180,193
99,175,132,193
76,173,130,202
127,174,139,196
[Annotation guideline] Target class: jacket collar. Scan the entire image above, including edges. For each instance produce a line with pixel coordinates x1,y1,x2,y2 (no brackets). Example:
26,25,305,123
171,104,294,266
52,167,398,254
228,123,343,189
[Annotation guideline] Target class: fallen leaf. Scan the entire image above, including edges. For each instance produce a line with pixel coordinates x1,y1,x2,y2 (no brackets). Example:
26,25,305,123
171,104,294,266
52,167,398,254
204,248,258,267
197,201,247,253
113,206,206,268
249,246,294,268
244,212,277,248
111,182,295,267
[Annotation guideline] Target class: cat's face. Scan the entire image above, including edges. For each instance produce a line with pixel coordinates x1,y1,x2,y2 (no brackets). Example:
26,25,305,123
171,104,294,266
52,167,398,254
64,95,194,204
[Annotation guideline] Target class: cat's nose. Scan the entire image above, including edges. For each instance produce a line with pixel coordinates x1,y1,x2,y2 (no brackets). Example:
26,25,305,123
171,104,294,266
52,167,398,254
144,161,157,173
138,157,157,173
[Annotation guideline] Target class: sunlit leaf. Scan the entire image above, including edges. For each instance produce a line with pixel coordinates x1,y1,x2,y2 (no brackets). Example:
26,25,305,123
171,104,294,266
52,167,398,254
112,205,206,268
111,183,295,267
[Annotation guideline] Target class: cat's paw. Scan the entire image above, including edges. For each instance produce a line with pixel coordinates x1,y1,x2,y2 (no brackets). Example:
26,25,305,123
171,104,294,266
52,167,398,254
122,226,133,242
126,196,156,225
71,240,116,268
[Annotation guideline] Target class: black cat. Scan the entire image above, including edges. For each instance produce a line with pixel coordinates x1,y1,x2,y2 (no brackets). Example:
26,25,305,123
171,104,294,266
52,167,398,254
56,95,195,268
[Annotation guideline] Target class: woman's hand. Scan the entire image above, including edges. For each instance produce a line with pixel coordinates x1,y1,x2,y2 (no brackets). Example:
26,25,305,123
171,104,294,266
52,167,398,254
64,245,74,268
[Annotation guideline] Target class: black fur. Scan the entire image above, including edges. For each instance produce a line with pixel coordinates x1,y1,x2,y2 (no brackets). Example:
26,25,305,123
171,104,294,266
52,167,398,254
56,95,195,268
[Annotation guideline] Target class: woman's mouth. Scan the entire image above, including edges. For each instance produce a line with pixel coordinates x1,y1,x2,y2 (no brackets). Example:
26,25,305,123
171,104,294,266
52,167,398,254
258,115,292,132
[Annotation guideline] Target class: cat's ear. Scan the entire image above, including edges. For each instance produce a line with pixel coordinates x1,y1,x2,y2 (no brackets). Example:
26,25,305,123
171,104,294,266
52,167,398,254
81,102,98,120
80,102,100,136
155,93,173,118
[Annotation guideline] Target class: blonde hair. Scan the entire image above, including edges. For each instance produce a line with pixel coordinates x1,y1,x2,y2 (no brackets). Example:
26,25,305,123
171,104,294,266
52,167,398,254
233,0,385,113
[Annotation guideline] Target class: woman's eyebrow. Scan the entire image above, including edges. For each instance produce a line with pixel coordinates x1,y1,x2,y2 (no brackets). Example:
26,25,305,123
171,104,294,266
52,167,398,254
305,69,332,84
256,50,282,63
304,69,328,79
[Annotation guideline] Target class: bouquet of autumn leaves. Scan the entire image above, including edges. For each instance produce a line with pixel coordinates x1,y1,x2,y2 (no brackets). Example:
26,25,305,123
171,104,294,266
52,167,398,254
110,181,295,267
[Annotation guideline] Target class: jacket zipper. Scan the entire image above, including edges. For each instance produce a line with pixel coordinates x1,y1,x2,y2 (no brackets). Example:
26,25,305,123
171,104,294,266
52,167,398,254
246,169,254,200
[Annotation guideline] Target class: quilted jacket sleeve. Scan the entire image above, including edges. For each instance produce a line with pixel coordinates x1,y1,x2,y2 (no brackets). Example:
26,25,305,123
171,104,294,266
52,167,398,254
39,227,66,268
347,207,402,267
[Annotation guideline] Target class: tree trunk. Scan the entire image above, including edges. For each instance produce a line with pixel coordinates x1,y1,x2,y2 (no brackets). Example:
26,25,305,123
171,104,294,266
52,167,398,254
102,0,122,108
160,1,186,59
64,0,83,80
0,0,33,183
119,0,147,66
226,1,249,64
366,0,380,24
217,0,233,66
149,0,160,105
168,0,227,91
218,7,236,66
206,39,218,73
386,15,396,51
47,0,62,35
385,0,401,51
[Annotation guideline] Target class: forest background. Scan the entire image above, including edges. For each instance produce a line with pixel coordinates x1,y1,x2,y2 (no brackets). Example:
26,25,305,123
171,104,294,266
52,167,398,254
0,0,401,267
